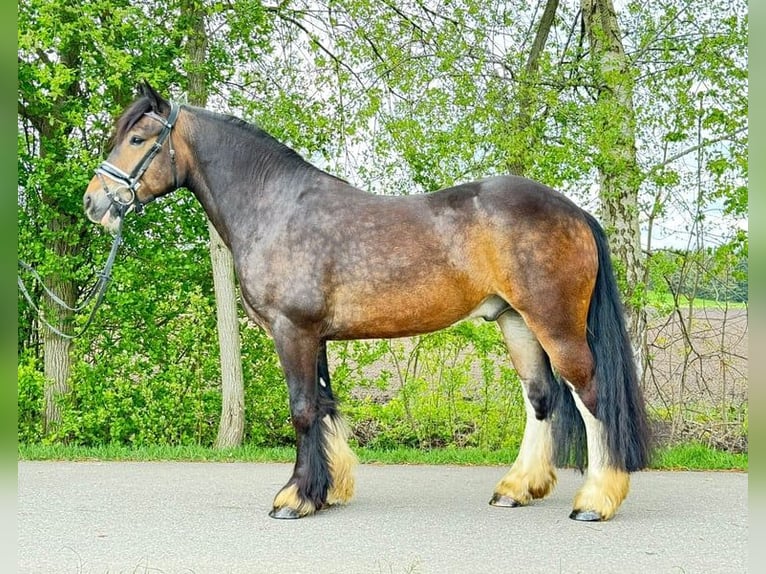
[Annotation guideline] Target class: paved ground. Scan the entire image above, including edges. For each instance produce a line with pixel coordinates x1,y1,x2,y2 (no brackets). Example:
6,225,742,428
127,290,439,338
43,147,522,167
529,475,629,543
18,461,747,573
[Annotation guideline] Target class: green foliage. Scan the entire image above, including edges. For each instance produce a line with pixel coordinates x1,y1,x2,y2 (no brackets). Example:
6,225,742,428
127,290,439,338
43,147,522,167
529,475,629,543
647,243,748,309
17,0,282,447
335,322,525,451
17,0,192,354
52,287,222,446
20,282,291,448
239,327,292,447
17,358,45,444
17,313,528,451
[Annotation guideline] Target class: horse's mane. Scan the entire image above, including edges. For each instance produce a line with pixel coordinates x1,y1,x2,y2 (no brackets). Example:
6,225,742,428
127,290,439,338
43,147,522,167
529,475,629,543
216,111,308,167
109,96,303,165
194,107,349,185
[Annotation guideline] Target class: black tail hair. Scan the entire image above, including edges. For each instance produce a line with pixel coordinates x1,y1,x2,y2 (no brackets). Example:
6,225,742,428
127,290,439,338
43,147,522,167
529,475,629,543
581,211,652,471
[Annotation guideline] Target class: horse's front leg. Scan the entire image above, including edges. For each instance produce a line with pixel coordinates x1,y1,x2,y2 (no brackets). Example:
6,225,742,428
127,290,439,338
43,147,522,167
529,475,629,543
316,341,357,506
269,328,356,519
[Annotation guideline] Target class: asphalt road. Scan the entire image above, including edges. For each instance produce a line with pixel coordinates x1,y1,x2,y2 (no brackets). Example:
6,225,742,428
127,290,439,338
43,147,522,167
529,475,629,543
18,461,747,573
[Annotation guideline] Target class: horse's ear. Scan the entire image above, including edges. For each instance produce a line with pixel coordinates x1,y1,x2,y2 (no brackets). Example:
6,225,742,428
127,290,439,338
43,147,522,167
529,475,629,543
139,80,169,114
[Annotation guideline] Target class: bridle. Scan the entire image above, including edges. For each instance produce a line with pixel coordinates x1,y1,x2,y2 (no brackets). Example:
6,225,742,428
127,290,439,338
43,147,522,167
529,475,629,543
95,102,180,215
19,102,182,339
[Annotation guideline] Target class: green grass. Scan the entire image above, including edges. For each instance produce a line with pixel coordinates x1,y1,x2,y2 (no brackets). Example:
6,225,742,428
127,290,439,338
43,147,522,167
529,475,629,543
18,442,747,471
646,291,747,310
650,442,747,471
18,443,296,463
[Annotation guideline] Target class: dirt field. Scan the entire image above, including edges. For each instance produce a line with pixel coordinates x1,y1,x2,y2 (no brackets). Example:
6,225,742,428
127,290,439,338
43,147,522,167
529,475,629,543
645,307,747,406
644,306,748,451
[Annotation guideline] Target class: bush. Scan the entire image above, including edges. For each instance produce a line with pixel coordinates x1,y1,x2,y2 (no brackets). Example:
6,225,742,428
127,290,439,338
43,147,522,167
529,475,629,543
239,326,293,446
334,321,526,451
19,287,528,451
18,357,45,444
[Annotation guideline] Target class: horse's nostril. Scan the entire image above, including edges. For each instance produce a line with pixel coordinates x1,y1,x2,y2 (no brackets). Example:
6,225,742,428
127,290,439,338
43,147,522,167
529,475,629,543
84,193,92,209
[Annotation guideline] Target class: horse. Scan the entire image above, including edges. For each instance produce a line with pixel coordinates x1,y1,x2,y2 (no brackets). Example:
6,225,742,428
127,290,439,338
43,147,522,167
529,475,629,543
83,82,651,521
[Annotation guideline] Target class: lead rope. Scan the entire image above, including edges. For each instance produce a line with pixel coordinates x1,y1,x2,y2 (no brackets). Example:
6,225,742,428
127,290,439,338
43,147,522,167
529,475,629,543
18,218,124,340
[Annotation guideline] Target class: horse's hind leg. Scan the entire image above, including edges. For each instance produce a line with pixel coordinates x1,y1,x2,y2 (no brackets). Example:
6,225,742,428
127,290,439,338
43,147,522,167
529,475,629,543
490,310,558,508
566,384,630,521
542,336,630,522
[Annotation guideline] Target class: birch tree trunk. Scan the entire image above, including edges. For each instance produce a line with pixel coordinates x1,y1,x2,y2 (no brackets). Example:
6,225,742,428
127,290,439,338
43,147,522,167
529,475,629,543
208,220,246,448
581,0,647,374
39,136,76,436
181,0,245,447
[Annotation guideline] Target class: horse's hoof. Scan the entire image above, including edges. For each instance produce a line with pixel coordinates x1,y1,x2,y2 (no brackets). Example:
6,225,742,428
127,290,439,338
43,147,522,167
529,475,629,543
269,506,301,519
489,493,522,507
569,509,603,522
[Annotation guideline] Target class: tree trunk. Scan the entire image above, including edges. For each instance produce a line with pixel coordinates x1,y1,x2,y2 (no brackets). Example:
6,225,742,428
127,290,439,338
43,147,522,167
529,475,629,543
42,322,71,434
182,0,246,447
42,219,75,436
208,221,246,448
581,0,647,374
19,8,94,439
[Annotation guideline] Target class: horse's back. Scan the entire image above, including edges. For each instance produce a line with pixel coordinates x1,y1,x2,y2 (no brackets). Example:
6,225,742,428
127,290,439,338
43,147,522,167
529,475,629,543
429,175,586,224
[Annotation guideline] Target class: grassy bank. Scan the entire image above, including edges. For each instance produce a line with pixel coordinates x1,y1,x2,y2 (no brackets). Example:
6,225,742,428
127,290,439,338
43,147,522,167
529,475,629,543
18,442,747,471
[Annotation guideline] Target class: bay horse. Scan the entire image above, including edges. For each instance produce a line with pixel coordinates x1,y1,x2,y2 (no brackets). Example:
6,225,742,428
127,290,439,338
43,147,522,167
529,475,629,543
83,83,651,521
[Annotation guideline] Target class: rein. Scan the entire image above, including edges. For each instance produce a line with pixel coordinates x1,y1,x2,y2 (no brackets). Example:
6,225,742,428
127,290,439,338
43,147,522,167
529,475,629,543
18,218,123,340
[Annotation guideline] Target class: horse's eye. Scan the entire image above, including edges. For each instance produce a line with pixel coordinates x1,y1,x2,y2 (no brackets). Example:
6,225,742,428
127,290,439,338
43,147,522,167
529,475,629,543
129,135,145,146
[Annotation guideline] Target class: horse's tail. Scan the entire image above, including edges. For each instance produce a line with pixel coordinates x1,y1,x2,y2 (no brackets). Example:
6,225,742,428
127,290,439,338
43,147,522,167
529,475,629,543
582,211,652,471
552,211,652,471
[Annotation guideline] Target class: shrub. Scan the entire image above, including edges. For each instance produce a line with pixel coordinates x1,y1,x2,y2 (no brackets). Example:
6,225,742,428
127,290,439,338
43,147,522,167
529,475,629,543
18,357,45,444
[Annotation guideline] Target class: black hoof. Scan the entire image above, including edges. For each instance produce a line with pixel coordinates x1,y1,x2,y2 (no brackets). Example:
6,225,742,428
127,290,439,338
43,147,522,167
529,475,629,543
489,493,522,507
269,506,301,519
569,509,603,522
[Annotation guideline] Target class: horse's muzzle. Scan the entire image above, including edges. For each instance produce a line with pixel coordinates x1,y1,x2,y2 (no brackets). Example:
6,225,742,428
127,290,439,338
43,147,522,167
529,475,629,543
83,187,124,233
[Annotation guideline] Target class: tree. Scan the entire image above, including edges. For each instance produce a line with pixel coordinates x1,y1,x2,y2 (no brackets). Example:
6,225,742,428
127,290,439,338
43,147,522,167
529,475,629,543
179,0,245,448
18,0,274,446
18,0,204,436
580,0,646,362
17,0,162,434
18,1,87,433
506,0,561,177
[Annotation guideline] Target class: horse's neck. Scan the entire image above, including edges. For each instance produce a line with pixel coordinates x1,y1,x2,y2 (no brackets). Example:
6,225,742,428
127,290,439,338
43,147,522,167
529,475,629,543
184,114,319,248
